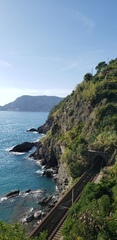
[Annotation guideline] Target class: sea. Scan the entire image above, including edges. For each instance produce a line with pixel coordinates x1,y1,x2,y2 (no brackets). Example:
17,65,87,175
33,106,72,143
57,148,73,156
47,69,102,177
0,111,56,225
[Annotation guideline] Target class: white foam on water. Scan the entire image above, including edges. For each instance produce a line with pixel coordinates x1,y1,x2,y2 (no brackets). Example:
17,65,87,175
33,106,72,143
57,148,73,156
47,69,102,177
31,189,44,194
36,160,42,166
36,169,44,175
20,192,30,197
5,146,15,151
0,197,7,203
55,185,59,191
30,207,34,213
11,151,25,155
21,216,27,223
5,146,25,155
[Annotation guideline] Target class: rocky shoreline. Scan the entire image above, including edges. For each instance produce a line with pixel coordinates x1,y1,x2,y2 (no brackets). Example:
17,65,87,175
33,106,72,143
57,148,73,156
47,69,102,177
7,125,72,233
9,138,71,193
8,140,60,233
1,187,59,233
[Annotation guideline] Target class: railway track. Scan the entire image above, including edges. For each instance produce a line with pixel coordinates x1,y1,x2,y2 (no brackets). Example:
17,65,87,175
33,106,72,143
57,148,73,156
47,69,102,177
29,165,99,240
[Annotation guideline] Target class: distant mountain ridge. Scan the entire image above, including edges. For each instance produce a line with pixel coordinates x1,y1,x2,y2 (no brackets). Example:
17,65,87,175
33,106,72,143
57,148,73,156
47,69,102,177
0,95,64,112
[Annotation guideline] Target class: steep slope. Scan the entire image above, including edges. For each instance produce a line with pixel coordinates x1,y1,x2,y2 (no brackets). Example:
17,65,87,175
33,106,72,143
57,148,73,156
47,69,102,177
32,58,117,191
0,95,63,112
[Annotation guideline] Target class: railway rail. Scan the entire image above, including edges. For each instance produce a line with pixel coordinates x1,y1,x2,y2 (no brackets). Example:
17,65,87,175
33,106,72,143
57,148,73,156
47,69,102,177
29,162,100,240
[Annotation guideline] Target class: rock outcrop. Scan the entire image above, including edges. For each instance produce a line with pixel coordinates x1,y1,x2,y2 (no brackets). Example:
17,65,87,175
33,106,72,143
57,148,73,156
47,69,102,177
27,128,38,132
30,141,59,167
10,142,35,152
5,190,20,198
37,116,54,134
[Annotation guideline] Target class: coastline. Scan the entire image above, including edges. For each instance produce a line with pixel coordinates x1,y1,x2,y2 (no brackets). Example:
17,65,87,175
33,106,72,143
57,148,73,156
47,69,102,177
0,111,69,234
1,144,60,233
0,183,59,234
0,111,59,233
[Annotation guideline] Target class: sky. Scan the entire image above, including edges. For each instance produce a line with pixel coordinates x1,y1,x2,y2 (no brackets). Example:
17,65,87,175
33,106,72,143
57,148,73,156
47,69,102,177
0,0,117,105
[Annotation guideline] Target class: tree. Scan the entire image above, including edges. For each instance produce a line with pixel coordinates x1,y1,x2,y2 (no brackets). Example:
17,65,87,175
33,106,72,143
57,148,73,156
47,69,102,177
84,73,93,82
95,61,107,73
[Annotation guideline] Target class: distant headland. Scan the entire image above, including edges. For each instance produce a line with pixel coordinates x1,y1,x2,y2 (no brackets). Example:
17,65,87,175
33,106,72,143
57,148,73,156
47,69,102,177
0,95,63,112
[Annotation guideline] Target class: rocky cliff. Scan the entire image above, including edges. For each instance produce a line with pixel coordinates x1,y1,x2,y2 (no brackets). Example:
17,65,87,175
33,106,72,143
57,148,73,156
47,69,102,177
31,59,117,192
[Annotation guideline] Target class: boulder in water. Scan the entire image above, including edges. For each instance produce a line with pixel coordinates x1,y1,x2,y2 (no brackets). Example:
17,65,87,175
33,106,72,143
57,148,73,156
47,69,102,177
5,190,20,198
27,128,38,132
10,142,35,152
26,214,34,222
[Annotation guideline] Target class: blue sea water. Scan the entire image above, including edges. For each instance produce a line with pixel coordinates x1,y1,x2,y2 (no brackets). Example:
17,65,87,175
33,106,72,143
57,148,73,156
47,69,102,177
0,111,56,223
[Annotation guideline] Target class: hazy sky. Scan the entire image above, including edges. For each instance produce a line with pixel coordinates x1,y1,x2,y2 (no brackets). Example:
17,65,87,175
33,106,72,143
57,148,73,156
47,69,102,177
0,0,117,105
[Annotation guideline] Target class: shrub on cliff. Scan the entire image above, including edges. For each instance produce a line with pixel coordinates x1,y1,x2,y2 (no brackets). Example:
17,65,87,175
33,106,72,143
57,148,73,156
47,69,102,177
32,58,117,180
0,221,47,240
0,222,27,240
62,164,117,240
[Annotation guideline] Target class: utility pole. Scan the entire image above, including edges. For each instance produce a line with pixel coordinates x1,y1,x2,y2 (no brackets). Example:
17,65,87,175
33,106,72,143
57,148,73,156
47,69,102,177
72,189,74,205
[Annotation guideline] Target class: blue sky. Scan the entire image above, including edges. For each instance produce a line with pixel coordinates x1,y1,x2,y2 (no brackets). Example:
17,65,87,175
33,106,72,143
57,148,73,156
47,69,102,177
0,0,117,105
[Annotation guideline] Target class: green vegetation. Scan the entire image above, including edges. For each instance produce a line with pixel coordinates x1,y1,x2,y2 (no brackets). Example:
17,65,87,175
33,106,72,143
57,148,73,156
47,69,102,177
42,58,117,179
1,58,117,239
62,163,117,240
2,58,117,239
83,72,93,81
95,61,107,73
0,222,27,240
0,221,47,240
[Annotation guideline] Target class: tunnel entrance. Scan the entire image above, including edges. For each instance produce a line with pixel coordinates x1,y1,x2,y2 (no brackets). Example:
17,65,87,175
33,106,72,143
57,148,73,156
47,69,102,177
93,155,106,172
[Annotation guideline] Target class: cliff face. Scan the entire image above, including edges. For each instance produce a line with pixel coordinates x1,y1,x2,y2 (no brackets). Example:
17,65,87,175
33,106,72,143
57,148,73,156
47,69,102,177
32,59,117,191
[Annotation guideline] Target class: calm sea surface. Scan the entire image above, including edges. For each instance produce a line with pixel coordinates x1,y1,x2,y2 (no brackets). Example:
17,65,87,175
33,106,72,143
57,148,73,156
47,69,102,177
0,111,56,223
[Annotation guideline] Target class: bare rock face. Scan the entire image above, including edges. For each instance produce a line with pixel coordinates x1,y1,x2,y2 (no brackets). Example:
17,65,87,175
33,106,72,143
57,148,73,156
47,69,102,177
10,142,35,152
37,116,53,134
57,161,72,193
30,141,59,167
